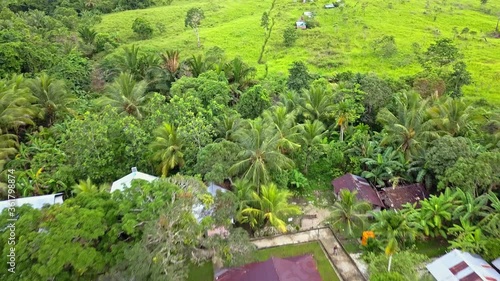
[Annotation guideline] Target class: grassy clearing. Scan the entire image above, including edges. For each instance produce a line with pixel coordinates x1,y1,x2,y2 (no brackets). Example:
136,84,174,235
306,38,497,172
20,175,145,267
188,242,341,280
330,221,363,253
414,238,449,258
187,262,213,281
98,0,500,103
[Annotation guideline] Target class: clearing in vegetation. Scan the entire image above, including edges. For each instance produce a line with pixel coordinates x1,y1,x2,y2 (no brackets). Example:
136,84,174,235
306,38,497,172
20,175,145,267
97,0,500,103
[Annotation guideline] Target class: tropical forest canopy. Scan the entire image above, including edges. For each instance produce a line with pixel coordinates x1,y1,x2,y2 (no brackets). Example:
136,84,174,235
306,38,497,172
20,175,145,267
0,0,499,280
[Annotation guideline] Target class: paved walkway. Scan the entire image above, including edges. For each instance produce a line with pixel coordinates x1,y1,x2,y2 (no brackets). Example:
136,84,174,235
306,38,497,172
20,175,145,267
252,228,366,281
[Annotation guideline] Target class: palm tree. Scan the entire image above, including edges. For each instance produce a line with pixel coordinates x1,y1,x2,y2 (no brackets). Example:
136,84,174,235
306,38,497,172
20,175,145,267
160,50,181,78
428,97,484,137
72,178,109,194
150,123,184,177
26,73,76,126
263,106,301,153
224,57,256,90
333,98,363,142
377,91,438,160
300,84,335,122
298,119,327,174
371,209,419,249
229,119,294,191
328,189,371,236
232,179,256,212
186,54,212,77
217,114,243,142
97,72,151,119
238,183,301,233
0,75,35,130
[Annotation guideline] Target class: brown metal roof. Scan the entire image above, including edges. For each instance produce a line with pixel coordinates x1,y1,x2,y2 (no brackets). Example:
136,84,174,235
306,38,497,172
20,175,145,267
331,173,384,207
379,183,429,209
215,254,322,281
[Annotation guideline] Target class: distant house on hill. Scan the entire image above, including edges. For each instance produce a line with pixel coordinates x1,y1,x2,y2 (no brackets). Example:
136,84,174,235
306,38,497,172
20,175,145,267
378,183,429,209
110,167,158,192
426,249,500,281
331,173,384,209
296,20,307,29
215,254,322,281
0,193,64,213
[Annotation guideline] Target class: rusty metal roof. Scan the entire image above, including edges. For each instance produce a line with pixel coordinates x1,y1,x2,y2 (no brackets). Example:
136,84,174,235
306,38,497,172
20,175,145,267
331,173,384,207
215,254,322,281
380,183,429,209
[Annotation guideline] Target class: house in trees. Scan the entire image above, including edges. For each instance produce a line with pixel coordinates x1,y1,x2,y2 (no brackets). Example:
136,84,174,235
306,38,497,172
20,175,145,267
426,249,500,281
378,183,429,209
0,193,64,212
215,254,322,281
331,173,384,210
110,167,158,192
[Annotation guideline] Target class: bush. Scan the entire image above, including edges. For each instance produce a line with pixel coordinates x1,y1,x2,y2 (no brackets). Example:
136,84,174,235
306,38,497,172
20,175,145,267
372,35,397,57
304,18,320,28
283,27,298,47
95,33,119,53
132,17,154,39
367,251,428,280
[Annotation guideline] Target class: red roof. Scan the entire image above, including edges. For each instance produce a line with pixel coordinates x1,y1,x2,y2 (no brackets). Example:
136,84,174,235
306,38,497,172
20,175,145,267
216,254,322,281
331,173,384,207
379,183,429,209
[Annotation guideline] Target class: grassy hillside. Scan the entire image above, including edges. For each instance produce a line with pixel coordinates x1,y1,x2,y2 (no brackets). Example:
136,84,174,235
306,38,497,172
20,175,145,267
97,0,500,102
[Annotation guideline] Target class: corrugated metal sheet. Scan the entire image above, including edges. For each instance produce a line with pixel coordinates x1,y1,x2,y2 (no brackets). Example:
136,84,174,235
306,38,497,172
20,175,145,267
331,173,384,207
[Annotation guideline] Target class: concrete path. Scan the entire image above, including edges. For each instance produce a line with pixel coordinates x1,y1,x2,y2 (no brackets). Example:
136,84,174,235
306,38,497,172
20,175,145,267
252,228,366,281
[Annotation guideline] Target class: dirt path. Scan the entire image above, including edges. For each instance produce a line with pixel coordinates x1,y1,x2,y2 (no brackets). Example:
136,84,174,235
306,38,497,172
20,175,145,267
252,228,366,281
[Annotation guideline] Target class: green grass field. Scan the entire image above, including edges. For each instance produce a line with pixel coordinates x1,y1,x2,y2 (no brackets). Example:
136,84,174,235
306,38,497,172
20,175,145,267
97,0,500,103
188,241,341,280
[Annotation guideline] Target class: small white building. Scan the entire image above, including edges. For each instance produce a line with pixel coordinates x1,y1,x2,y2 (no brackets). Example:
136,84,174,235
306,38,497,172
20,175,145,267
426,249,500,281
110,167,158,192
0,193,64,212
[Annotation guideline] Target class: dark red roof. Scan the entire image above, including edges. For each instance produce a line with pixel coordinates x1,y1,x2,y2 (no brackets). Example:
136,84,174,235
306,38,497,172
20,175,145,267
331,173,384,207
379,183,429,209
215,254,322,281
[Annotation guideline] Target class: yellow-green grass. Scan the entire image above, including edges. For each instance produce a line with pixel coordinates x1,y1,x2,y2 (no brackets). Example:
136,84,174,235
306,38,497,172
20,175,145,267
97,0,500,103
188,241,341,280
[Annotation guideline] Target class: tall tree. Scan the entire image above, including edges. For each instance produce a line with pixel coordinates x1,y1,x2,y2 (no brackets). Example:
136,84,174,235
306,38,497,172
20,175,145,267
377,91,437,160
328,189,371,236
185,8,205,48
229,119,294,191
298,119,327,174
428,97,483,137
300,83,335,122
238,182,301,233
150,123,184,177
26,73,76,126
97,72,151,119
263,106,301,153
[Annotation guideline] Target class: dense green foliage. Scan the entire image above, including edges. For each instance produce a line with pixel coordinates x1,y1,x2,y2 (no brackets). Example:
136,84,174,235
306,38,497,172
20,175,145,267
0,0,499,279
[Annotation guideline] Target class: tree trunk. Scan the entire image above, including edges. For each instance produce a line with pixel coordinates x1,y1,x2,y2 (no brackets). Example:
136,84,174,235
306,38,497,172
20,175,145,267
258,18,275,64
340,126,344,142
387,254,393,272
195,27,201,48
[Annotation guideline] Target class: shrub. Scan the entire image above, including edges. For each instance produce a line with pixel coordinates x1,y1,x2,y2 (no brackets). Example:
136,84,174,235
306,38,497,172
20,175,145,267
304,18,320,28
132,17,154,39
372,35,397,57
283,27,298,47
